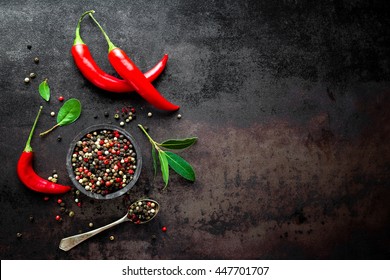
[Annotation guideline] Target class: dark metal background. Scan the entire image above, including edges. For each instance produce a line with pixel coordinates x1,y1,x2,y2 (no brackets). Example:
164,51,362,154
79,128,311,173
0,0,389,259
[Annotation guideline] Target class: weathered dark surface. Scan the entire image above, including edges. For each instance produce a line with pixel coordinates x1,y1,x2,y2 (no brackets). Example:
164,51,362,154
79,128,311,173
0,0,389,259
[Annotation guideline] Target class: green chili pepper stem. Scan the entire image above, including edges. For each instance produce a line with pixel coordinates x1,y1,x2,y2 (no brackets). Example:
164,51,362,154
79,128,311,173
73,10,96,46
24,106,43,152
88,13,117,53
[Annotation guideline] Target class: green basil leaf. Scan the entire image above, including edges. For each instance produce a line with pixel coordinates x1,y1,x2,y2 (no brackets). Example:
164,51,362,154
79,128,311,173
160,137,198,150
57,98,81,126
165,151,195,182
158,151,169,188
38,79,50,102
151,145,158,176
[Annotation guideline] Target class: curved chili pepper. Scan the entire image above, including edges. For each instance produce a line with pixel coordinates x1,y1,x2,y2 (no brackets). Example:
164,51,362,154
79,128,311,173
17,106,71,194
89,13,180,111
72,10,168,93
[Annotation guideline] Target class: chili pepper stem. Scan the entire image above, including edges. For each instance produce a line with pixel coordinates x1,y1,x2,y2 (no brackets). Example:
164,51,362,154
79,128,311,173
88,13,117,53
39,124,60,137
24,106,43,152
74,10,96,45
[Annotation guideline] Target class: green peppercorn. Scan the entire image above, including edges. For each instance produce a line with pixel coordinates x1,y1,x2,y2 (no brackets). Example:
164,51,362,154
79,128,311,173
114,113,120,119
69,211,75,217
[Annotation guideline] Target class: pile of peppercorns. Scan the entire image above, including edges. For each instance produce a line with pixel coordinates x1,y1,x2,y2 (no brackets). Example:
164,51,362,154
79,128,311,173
70,129,138,196
127,200,159,224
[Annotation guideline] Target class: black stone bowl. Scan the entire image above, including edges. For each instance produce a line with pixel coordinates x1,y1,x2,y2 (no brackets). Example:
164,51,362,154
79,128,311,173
66,124,142,200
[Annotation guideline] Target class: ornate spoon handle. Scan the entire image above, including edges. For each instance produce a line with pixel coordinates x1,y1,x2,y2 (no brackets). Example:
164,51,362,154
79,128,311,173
59,214,128,251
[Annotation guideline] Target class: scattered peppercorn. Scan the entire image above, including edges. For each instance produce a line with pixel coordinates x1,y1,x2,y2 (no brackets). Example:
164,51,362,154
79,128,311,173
57,136,62,142
109,235,115,241
50,112,55,117
69,211,75,217
114,113,120,119
120,121,125,127
27,45,32,50
147,112,152,117
16,232,22,238
94,115,98,119
177,114,182,119
57,199,62,204
55,215,61,221
162,226,167,232
24,77,30,84
29,73,36,79
29,215,34,222
88,222,93,228
58,96,64,102
43,196,49,201
104,112,109,117
34,57,39,64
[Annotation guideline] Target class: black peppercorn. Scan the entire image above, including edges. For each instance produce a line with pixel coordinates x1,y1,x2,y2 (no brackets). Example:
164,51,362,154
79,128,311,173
34,57,39,64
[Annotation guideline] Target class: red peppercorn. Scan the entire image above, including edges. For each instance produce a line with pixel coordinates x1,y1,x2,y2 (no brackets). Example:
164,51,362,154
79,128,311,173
58,96,64,102
43,196,49,201
77,202,82,207
57,199,62,204
55,215,61,221
162,226,167,232
105,181,111,187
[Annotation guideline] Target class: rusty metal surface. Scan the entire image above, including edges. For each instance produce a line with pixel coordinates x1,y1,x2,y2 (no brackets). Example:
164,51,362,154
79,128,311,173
0,0,389,259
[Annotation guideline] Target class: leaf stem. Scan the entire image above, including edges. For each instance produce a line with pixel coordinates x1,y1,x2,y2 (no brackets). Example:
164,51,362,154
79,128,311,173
138,124,159,149
39,124,59,137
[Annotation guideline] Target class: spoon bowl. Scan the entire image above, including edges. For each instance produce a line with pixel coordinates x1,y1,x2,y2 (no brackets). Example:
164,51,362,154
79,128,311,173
59,198,159,251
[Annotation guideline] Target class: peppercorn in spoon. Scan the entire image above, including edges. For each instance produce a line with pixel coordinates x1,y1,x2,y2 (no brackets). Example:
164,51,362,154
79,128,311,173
59,198,159,251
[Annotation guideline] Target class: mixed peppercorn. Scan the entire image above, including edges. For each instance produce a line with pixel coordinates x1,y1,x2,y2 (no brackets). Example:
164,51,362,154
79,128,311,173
127,199,159,224
70,129,138,196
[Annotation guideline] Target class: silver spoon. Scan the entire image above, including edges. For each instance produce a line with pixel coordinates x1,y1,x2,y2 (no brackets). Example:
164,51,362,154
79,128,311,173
59,198,159,251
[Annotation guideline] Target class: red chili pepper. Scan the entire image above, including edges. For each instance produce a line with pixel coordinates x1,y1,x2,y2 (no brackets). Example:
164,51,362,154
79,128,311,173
89,12,180,111
17,106,71,194
72,10,168,93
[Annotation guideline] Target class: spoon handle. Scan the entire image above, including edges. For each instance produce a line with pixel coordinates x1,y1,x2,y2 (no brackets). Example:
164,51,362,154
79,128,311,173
59,215,128,251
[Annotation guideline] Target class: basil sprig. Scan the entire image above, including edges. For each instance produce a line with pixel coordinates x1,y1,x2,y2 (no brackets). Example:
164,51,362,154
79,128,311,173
138,124,197,189
40,98,82,136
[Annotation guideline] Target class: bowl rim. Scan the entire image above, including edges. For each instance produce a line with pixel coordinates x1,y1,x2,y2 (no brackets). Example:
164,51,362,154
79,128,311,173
66,124,142,200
